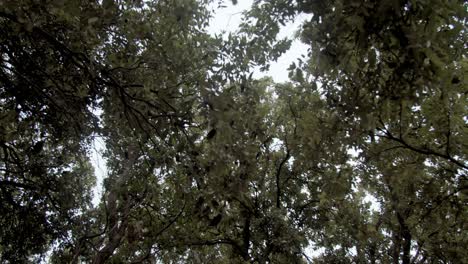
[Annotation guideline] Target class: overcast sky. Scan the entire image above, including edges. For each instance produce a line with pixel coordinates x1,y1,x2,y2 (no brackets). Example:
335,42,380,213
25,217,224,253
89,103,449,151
208,0,310,83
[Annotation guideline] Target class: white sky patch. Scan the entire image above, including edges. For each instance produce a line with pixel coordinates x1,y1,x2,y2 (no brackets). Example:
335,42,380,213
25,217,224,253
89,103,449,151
347,147,362,158
88,105,107,207
209,0,311,83
363,191,381,212
304,243,325,260
207,1,252,34
269,137,284,152
347,148,381,212
263,13,311,83
90,135,107,206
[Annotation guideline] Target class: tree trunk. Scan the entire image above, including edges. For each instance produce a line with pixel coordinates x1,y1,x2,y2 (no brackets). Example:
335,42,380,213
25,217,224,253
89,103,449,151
392,232,401,264
92,145,138,263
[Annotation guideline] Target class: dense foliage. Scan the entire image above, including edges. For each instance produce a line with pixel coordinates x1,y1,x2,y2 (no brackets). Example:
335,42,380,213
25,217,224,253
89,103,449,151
0,0,466,263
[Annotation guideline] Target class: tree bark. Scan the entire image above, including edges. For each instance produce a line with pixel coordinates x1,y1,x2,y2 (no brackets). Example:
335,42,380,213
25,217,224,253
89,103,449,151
92,145,138,264
241,211,251,261
397,212,412,264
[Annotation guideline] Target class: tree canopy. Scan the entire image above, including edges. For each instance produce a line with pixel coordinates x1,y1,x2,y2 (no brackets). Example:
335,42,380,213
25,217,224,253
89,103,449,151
0,0,466,263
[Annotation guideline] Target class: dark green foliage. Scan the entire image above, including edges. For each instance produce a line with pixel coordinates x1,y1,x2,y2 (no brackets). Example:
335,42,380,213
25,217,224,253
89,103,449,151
0,0,466,263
